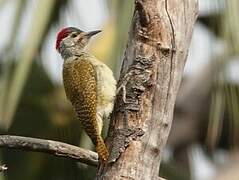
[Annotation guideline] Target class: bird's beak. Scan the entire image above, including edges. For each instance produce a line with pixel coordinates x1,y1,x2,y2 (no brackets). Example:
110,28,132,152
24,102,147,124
86,30,101,38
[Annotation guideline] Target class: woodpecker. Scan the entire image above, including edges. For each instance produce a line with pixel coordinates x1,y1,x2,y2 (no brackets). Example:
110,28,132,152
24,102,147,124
56,27,116,161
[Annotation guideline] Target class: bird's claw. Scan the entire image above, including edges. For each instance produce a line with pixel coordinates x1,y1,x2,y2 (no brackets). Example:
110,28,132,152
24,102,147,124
117,73,131,103
117,84,127,103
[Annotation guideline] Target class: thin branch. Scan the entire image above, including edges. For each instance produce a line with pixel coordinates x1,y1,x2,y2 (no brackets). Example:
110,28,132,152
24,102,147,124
0,135,98,166
0,164,7,172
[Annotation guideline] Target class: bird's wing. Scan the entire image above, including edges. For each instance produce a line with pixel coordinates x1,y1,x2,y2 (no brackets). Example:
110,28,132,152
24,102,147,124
63,59,99,141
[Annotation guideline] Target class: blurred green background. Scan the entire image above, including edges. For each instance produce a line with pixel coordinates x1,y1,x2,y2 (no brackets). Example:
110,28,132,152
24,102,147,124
0,0,239,179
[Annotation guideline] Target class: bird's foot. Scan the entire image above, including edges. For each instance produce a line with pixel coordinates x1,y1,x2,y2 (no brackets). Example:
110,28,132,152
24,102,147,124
116,72,132,103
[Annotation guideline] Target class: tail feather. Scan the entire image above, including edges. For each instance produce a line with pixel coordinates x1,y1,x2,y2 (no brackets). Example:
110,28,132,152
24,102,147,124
95,136,109,161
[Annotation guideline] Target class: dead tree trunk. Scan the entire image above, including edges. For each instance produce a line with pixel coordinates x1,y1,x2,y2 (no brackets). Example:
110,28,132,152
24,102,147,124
96,0,198,179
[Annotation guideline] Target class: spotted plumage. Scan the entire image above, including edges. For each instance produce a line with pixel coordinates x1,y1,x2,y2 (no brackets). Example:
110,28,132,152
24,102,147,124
56,27,116,161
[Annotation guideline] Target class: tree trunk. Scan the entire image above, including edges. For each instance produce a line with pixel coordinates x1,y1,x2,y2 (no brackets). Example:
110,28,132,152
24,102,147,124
96,0,198,179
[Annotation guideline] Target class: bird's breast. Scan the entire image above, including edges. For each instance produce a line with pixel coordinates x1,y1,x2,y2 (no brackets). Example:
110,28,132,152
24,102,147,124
85,57,116,119
63,54,116,120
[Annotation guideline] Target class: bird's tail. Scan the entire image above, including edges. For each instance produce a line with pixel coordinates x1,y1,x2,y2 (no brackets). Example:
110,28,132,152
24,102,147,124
95,136,109,161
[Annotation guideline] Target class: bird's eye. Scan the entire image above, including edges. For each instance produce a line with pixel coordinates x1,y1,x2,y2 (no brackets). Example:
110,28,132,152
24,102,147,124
71,33,77,38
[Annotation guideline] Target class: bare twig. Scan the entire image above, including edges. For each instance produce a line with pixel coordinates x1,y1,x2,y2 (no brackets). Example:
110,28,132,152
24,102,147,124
0,164,7,172
0,135,98,166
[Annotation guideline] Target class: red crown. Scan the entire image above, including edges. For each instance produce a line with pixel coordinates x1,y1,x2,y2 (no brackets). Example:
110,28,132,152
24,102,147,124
56,28,71,50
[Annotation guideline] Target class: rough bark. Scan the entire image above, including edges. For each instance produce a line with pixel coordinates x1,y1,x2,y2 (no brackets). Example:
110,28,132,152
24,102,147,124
96,0,198,179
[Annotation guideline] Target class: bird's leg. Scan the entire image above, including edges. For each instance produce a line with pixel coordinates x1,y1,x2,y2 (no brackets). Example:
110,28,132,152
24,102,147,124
116,72,132,103
116,84,126,103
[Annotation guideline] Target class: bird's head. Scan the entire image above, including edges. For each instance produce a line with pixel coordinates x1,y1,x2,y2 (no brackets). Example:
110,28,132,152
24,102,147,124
56,27,101,58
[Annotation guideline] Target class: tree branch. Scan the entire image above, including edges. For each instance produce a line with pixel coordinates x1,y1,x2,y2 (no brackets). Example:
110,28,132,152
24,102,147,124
0,135,98,166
